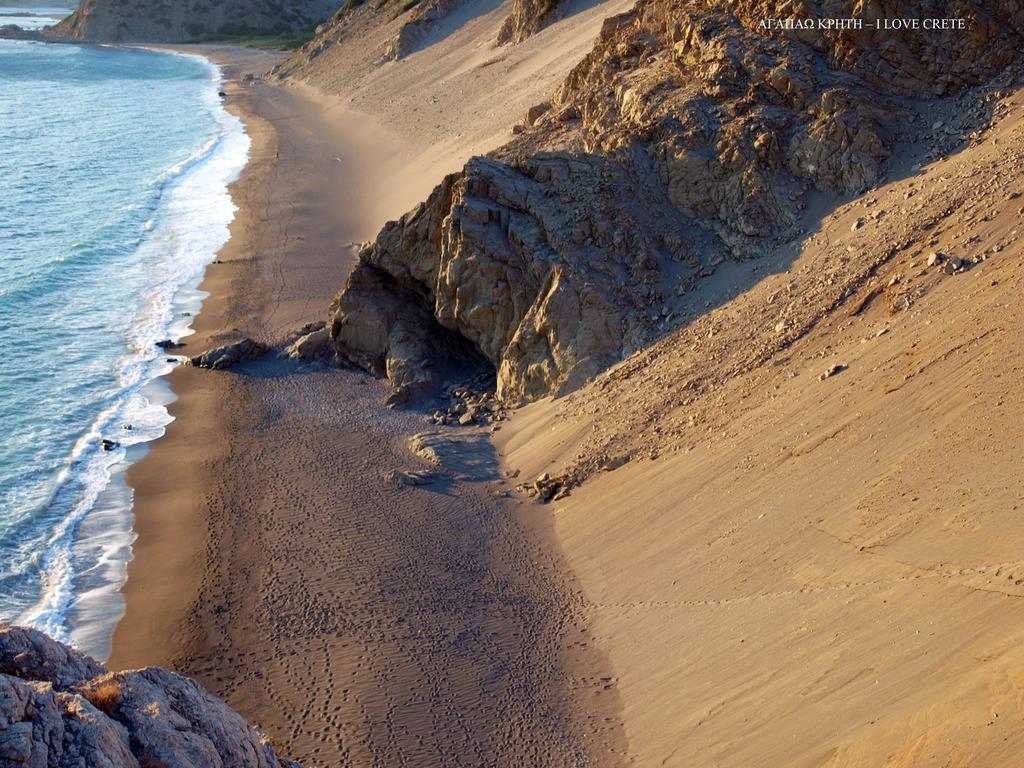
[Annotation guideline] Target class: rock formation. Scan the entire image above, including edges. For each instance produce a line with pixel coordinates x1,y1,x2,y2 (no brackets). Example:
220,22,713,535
386,0,465,59
325,0,1024,405
496,0,562,45
284,322,330,361
50,0,339,42
0,625,298,768
187,338,268,370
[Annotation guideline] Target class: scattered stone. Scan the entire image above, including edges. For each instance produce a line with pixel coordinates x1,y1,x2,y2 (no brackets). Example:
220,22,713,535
927,252,943,267
101,439,120,452
819,363,847,382
429,378,504,426
943,256,964,274
517,472,571,503
155,339,183,350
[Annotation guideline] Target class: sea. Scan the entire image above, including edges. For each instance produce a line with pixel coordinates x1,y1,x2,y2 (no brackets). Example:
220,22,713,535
0,6,250,660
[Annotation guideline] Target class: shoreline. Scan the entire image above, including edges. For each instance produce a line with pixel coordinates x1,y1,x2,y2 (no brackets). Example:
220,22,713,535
0,39,251,662
106,44,627,766
68,46,253,663
107,44,289,669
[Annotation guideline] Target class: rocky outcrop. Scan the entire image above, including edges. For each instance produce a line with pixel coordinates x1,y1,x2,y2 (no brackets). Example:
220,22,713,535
285,323,330,361
328,0,1024,405
497,0,562,45
386,0,464,59
51,0,338,42
279,0,472,67
187,338,268,370
0,625,298,768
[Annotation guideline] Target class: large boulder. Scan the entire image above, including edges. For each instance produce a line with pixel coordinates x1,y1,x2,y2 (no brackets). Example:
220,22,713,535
0,626,299,768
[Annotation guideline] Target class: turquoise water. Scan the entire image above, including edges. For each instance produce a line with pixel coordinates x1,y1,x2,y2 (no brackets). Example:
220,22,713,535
0,31,249,658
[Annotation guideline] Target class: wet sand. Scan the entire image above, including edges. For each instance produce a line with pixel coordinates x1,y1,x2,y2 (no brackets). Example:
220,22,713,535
107,46,626,767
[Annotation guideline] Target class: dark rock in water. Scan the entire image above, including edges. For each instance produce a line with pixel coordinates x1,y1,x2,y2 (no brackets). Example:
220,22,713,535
0,625,301,767
155,339,184,350
101,439,120,451
187,338,268,370
218,90,228,97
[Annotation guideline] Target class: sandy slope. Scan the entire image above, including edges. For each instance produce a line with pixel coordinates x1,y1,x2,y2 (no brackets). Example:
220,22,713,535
498,85,1024,766
283,0,634,209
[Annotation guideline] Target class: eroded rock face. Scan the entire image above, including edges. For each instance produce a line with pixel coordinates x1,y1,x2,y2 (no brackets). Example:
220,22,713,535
331,155,678,404
328,0,1024,405
0,626,299,768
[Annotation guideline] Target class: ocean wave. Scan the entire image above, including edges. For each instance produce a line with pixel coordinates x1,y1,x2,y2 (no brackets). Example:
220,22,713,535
16,53,251,656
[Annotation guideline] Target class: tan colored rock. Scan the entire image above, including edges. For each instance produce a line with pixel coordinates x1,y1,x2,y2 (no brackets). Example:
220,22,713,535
285,328,329,361
497,0,563,45
525,101,550,126
50,0,339,43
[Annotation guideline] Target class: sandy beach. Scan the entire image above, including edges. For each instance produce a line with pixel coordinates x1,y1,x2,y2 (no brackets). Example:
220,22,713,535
7,2,1024,767
107,46,625,766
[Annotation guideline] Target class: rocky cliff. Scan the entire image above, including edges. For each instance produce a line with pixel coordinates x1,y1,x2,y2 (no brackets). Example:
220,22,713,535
326,0,1024,405
51,0,339,42
0,625,298,768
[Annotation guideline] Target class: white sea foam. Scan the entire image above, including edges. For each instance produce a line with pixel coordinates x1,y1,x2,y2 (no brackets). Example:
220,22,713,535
17,53,251,660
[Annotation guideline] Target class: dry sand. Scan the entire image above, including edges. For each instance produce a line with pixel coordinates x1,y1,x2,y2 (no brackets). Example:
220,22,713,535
110,21,628,766
498,86,1024,766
